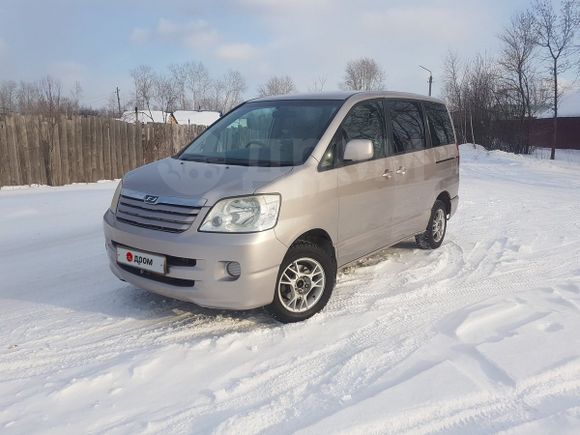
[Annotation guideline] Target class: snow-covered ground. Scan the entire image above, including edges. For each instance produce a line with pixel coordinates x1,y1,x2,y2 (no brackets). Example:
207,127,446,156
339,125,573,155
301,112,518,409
531,147,580,164
1,145,580,434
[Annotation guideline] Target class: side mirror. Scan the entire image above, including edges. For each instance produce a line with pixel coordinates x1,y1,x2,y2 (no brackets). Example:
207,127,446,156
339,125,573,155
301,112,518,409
343,139,374,162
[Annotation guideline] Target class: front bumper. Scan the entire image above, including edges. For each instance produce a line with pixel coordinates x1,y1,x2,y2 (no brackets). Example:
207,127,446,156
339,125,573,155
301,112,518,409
103,210,288,310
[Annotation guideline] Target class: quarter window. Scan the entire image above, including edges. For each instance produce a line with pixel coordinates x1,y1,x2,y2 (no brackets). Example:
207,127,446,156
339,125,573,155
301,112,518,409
387,101,426,153
425,102,455,146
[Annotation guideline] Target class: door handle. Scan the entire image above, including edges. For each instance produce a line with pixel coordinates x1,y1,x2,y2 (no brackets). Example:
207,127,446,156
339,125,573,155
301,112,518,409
396,166,407,175
382,169,393,179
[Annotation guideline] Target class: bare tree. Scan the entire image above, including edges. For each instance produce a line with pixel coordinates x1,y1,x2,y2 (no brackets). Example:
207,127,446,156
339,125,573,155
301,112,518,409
195,70,246,114
131,65,155,118
442,52,503,146
464,54,502,146
217,70,246,113
0,80,17,113
308,76,327,92
497,10,549,153
443,52,464,112
168,63,189,109
153,74,178,122
38,75,63,116
62,81,83,115
341,57,385,91
499,11,539,119
1,77,83,116
532,0,580,159
16,81,41,114
257,75,297,97
443,52,469,142
130,62,246,115
184,61,212,110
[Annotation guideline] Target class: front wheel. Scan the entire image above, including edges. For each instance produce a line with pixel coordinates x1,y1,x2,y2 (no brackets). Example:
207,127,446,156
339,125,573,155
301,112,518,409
415,200,447,249
267,240,336,323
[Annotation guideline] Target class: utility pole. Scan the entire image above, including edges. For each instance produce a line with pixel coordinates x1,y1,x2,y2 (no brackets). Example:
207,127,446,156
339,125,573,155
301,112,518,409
115,87,122,117
419,65,433,97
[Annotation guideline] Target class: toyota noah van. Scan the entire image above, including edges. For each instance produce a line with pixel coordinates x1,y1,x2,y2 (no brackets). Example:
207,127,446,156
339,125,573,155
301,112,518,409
104,91,459,323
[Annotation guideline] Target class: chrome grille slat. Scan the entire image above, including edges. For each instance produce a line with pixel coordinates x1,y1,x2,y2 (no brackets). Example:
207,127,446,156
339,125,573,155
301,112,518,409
116,210,195,227
117,215,189,232
116,218,181,233
117,205,196,224
116,191,202,233
120,196,200,215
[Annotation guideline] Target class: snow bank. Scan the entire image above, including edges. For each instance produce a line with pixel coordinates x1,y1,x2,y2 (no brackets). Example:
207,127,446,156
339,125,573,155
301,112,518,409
119,110,221,126
172,110,220,126
1,145,580,433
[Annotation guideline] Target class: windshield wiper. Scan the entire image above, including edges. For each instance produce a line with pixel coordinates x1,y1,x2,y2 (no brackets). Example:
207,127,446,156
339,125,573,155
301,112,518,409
251,160,282,167
179,154,210,162
179,154,294,167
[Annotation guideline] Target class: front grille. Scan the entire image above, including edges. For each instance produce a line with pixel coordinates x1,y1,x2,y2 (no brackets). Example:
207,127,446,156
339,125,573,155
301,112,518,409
116,194,202,233
118,264,195,287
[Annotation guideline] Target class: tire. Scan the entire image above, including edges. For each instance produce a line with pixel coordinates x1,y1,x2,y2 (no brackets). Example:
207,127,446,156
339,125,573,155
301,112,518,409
415,200,447,250
267,240,336,323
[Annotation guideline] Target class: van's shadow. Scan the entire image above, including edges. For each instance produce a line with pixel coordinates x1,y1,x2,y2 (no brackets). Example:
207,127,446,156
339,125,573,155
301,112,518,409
88,283,277,325
393,240,417,250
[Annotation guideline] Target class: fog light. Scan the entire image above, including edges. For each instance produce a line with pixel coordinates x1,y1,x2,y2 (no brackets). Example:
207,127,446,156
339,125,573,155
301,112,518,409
226,261,241,279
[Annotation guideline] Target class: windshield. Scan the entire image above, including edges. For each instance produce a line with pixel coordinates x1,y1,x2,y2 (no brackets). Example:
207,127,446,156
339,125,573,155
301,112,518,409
178,100,342,166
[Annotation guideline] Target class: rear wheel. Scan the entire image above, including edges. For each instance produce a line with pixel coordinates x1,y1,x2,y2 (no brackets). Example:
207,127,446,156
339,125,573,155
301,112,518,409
267,240,336,323
415,200,447,249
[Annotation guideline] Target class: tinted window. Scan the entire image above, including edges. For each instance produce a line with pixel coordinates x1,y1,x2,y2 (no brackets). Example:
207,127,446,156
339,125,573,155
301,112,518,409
320,100,386,169
425,102,455,146
387,100,426,153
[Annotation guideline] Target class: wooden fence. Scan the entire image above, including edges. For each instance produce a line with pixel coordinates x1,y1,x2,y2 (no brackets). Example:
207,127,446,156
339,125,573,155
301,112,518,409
0,114,206,187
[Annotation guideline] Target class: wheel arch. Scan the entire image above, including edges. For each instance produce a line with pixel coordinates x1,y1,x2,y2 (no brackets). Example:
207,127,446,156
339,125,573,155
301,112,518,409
436,191,452,217
291,229,336,265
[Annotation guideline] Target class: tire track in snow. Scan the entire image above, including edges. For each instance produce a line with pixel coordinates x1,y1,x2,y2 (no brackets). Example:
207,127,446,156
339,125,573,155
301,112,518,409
2,148,580,433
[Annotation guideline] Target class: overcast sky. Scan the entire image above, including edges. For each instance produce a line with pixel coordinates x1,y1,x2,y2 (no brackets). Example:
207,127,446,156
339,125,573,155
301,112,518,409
0,0,538,107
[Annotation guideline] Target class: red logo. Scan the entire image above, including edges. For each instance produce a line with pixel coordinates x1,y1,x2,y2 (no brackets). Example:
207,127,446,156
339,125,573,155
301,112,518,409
126,252,133,262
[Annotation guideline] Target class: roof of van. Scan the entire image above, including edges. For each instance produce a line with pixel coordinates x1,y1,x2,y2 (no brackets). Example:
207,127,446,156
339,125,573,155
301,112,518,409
251,91,445,104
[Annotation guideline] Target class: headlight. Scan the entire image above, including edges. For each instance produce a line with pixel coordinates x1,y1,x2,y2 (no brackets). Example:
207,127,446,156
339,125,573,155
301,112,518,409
110,181,123,213
199,194,281,233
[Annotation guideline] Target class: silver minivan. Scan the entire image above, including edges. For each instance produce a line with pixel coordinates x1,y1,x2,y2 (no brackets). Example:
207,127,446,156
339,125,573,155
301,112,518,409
104,91,459,322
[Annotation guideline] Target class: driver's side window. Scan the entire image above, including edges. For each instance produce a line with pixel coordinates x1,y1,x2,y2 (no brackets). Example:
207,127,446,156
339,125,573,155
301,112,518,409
319,100,386,170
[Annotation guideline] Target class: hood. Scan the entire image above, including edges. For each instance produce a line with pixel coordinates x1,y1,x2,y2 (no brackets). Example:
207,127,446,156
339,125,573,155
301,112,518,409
122,157,293,206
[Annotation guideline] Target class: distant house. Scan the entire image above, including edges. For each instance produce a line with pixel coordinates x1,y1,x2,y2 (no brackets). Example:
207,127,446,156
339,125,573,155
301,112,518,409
172,110,221,127
120,109,220,127
120,110,175,124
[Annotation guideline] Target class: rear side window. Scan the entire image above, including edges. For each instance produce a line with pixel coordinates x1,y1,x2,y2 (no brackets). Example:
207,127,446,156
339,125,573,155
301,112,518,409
320,100,386,168
425,102,455,146
387,100,426,153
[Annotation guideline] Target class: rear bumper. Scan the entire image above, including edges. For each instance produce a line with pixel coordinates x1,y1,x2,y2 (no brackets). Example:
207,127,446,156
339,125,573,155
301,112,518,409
449,195,459,218
103,210,287,310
